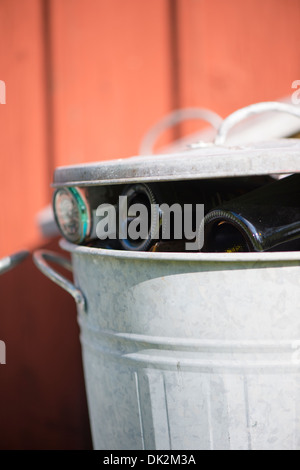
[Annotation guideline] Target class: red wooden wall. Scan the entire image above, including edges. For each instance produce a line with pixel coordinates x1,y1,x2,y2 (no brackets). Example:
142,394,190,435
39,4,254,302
0,0,300,449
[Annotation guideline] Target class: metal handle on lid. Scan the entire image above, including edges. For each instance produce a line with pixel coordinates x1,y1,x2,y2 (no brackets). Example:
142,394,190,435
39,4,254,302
214,101,300,145
139,107,223,155
33,250,87,315
0,250,29,276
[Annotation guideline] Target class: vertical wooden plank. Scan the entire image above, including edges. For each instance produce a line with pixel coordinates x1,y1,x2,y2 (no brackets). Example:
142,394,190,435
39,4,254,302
48,0,174,166
0,1,92,450
0,0,48,257
176,0,300,124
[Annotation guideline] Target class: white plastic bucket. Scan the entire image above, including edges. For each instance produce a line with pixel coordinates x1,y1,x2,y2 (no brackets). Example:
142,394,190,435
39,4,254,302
33,241,300,450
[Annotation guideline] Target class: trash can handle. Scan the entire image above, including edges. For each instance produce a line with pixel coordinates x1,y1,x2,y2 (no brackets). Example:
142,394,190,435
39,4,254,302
139,107,223,155
33,250,87,315
214,101,300,145
0,250,29,276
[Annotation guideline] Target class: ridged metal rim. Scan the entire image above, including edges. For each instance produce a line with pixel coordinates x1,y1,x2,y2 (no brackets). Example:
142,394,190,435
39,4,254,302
59,238,300,263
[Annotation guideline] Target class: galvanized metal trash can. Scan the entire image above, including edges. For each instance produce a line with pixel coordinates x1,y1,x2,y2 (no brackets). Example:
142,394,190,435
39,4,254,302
33,103,300,450
33,246,300,450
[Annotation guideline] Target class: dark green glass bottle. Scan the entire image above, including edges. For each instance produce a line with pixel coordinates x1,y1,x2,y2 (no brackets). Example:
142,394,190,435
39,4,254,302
202,173,300,252
118,176,271,251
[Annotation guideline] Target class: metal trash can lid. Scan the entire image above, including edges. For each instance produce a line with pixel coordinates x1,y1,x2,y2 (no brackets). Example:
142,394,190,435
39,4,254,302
53,102,300,187
53,139,300,187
